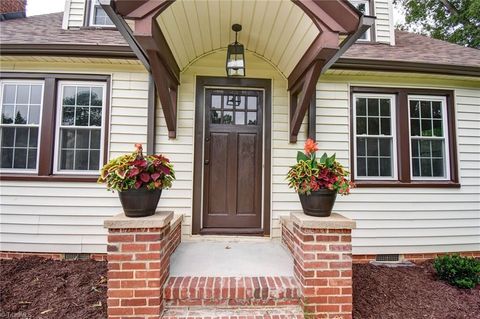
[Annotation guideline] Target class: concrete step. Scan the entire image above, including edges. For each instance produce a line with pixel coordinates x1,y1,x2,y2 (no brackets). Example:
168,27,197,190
162,306,305,319
163,276,301,307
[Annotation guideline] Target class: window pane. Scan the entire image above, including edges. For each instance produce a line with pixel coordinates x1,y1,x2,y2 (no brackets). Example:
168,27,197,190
431,140,443,157
380,118,390,135
222,111,233,124
356,98,366,116
76,129,90,149
432,159,444,177
211,111,221,123
420,159,432,176
13,148,27,168
211,95,221,109
30,85,42,104
75,150,89,170
1,127,15,147
89,150,100,170
380,158,391,177
367,117,379,135
27,148,37,169
77,87,91,106
29,128,38,147
16,85,29,104
356,117,366,135
75,107,89,126
366,138,378,156
421,101,431,118
90,107,102,126
380,99,390,116
432,120,443,137
14,105,28,124
357,137,366,156
91,87,103,106
61,129,76,148
15,127,28,147
410,100,420,118
236,96,246,110
421,119,432,136
410,119,420,136
224,95,235,109
247,96,257,110
90,130,101,149
367,158,379,176
432,102,442,118
419,140,431,157
411,139,419,157
28,105,41,124
63,86,76,105
2,104,14,124
367,99,379,116
62,106,75,125
60,150,74,170
379,139,391,156
412,158,420,176
3,85,16,103
235,111,245,125
247,112,257,125
357,157,366,176
1,147,13,168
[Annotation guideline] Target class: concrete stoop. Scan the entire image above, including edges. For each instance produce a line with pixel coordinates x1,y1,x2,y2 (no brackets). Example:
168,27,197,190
162,306,305,319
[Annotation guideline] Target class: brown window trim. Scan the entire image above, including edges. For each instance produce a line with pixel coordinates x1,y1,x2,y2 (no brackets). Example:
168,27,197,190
350,87,459,188
0,72,111,182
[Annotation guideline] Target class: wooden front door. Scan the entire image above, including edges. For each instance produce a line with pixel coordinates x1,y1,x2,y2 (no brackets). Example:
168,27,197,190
202,89,263,233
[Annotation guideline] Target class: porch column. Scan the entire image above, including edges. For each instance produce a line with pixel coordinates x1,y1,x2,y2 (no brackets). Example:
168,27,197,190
104,211,173,319
291,212,356,319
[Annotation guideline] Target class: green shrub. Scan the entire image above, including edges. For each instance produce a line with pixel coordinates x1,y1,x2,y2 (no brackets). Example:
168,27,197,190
433,254,480,289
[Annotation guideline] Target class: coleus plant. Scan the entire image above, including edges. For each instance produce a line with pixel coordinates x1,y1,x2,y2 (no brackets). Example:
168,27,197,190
98,144,175,191
286,138,353,195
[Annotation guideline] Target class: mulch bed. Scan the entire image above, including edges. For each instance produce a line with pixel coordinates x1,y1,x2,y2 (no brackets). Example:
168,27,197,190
0,257,107,319
1,257,479,319
353,260,480,319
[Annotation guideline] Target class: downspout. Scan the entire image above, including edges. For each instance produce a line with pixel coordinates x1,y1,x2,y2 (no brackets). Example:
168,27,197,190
99,0,156,154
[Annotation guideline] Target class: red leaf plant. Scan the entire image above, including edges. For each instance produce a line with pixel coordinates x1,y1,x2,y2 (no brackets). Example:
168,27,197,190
98,144,175,192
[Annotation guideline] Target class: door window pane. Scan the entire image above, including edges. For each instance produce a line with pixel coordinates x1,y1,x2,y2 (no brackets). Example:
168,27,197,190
0,82,43,171
57,83,104,172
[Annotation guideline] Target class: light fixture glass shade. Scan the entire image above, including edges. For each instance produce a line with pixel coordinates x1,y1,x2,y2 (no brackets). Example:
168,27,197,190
226,42,245,77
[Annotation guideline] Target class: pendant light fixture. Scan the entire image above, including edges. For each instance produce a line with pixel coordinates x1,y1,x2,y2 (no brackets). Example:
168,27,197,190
226,24,246,77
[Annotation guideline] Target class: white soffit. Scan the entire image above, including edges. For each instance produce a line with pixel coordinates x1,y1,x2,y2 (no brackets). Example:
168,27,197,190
156,0,319,77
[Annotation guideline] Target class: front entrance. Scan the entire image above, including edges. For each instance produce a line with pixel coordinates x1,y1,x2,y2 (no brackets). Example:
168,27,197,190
193,77,271,235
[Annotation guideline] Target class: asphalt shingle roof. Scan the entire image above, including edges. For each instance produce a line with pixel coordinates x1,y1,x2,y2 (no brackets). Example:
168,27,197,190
1,12,479,70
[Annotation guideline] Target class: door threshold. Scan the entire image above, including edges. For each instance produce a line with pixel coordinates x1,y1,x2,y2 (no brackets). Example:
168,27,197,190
183,235,274,242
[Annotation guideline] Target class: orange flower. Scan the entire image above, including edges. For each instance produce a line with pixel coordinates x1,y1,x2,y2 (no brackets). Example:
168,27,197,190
134,143,143,152
304,138,319,155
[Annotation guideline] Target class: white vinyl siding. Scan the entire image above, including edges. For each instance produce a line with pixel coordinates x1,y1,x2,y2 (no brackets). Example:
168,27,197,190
0,59,148,253
63,0,87,29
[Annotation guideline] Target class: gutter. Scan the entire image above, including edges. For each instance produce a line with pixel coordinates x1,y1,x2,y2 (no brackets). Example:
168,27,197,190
0,44,135,59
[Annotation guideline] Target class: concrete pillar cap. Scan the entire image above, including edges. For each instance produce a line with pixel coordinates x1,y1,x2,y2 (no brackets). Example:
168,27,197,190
290,211,356,230
104,211,174,229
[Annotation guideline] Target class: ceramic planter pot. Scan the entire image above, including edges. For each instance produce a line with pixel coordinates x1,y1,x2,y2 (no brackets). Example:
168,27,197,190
298,189,337,217
118,188,162,217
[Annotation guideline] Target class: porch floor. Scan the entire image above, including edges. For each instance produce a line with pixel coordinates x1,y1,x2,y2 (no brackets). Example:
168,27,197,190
169,239,294,277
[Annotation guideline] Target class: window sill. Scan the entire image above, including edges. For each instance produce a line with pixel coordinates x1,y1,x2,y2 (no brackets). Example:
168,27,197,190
353,180,461,188
0,174,99,183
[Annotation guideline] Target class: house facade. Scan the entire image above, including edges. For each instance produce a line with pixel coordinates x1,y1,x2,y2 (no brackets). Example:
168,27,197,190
0,0,479,259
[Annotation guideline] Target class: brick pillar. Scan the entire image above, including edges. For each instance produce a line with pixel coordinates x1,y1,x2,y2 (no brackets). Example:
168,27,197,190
290,212,356,319
104,211,173,319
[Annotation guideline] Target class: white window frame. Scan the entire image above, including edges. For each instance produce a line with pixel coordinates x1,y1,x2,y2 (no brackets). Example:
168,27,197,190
353,93,398,181
0,80,44,173
89,0,114,27
53,81,107,175
408,95,450,181
350,0,371,41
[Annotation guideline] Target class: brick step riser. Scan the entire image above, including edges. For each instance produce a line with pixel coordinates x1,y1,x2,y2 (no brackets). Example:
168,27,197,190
165,298,300,307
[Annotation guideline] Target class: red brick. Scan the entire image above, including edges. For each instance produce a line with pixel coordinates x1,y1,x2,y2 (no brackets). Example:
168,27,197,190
121,298,147,307
328,295,352,304
136,253,161,260
108,254,132,262
135,270,161,279
122,243,147,252
122,262,146,270
135,234,162,242
107,307,133,316
316,270,340,278
108,271,134,279
108,289,133,298
135,289,159,297
108,234,134,243
133,307,160,315
121,280,146,288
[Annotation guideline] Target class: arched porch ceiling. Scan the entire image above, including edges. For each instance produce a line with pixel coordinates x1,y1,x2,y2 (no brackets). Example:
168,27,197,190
156,0,319,77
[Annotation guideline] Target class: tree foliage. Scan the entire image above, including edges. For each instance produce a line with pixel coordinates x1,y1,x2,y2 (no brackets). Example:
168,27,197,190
395,0,480,48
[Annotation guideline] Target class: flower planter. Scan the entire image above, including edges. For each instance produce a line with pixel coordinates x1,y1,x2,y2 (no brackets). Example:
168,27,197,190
118,187,162,218
298,189,337,217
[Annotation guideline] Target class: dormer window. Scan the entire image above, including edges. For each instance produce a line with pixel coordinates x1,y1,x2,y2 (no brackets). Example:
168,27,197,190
350,0,371,41
89,0,114,27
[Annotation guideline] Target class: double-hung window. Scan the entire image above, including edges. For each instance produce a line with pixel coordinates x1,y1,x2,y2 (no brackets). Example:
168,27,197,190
0,73,110,181
54,82,106,174
351,88,458,187
1,81,44,172
89,0,114,27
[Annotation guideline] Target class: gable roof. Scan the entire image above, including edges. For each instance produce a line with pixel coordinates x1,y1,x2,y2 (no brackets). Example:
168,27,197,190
1,12,479,76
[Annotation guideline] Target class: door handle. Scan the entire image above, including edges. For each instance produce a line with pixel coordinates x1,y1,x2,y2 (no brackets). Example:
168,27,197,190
204,160,210,165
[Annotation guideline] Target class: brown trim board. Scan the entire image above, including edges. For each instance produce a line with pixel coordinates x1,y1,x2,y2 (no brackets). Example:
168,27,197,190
0,72,111,182
193,76,272,236
0,44,135,59
349,86,459,188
